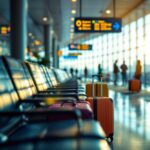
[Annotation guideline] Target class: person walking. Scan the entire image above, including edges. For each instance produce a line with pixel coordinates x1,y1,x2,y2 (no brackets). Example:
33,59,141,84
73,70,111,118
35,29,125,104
113,60,119,86
75,68,78,77
84,66,88,81
70,67,74,76
134,59,142,80
98,64,103,81
120,60,128,86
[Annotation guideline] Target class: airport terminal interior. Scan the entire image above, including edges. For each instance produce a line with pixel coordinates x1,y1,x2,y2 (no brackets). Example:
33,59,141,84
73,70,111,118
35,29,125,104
0,0,150,149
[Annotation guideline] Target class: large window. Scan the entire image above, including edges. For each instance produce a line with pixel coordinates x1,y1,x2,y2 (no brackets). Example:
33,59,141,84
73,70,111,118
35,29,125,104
59,5,150,85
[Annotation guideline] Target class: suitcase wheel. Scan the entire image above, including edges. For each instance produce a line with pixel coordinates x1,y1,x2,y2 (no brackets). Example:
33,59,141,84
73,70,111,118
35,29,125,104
106,133,113,142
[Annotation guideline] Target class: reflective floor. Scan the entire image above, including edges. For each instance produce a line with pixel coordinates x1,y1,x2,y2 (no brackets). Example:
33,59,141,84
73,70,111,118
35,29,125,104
110,89,150,150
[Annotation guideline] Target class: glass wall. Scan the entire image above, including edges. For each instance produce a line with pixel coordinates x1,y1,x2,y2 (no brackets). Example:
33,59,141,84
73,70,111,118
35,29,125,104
60,2,150,86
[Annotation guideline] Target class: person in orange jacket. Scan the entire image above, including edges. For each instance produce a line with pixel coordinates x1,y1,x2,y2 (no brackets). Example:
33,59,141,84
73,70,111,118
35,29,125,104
134,60,142,80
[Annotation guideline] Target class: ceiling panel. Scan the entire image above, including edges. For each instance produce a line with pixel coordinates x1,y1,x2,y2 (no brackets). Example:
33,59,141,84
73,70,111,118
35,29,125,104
104,0,145,17
60,0,111,47
81,0,111,17
0,0,9,24
0,0,147,50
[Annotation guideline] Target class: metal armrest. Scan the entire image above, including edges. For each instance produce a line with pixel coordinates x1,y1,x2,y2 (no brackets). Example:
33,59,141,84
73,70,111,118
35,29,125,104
0,109,81,120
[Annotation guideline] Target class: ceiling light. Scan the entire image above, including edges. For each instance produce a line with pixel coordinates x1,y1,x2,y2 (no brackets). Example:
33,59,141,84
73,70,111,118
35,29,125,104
71,17,74,21
70,29,74,32
70,25,74,28
70,35,74,39
70,33,74,37
71,10,76,14
72,0,77,2
34,40,41,46
28,33,32,36
106,10,111,14
43,17,48,21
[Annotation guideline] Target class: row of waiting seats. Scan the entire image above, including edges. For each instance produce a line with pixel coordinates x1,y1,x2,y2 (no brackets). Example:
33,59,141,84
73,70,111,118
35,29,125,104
0,56,111,150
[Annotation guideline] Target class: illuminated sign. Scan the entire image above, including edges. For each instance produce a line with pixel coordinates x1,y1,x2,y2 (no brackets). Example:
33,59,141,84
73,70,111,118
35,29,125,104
74,17,121,33
34,40,41,46
0,25,11,35
68,43,92,50
63,56,78,59
57,50,63,57
68,53,82,56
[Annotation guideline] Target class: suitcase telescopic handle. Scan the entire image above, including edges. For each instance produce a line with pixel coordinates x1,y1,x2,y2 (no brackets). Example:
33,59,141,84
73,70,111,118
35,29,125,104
92,74,99,97
92,74,103,97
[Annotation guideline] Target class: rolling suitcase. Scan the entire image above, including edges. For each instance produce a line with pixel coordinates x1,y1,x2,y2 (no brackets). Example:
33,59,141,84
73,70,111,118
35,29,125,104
96,82,109,97
86,75,114,141
128,79,141,92
86,81,108,97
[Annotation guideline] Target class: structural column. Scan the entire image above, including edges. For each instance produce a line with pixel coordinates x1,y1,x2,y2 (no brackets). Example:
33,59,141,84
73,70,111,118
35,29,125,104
52,36,59,68
10,0,27,60
44,24,52,67
57,45,60,68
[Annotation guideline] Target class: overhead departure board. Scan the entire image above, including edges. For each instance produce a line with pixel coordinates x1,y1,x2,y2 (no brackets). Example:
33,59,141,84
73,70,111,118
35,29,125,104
74,17,121,33
0,25,11,35
68,43,92,50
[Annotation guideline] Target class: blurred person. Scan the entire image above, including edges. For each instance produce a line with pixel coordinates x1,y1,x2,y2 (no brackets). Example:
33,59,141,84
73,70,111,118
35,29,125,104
84,66,88,81
70,67,74,76
120,60,128,86
63,68,67,72
75,68,78,76
134,60,142,80
113,60,119,86
98,64,103,81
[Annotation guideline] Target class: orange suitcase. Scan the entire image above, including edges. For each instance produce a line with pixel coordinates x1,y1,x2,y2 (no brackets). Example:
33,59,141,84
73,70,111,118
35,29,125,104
86,83,97,97
87,97,114,141
129,79,141,92
86,82,108,97
86,75,114,141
